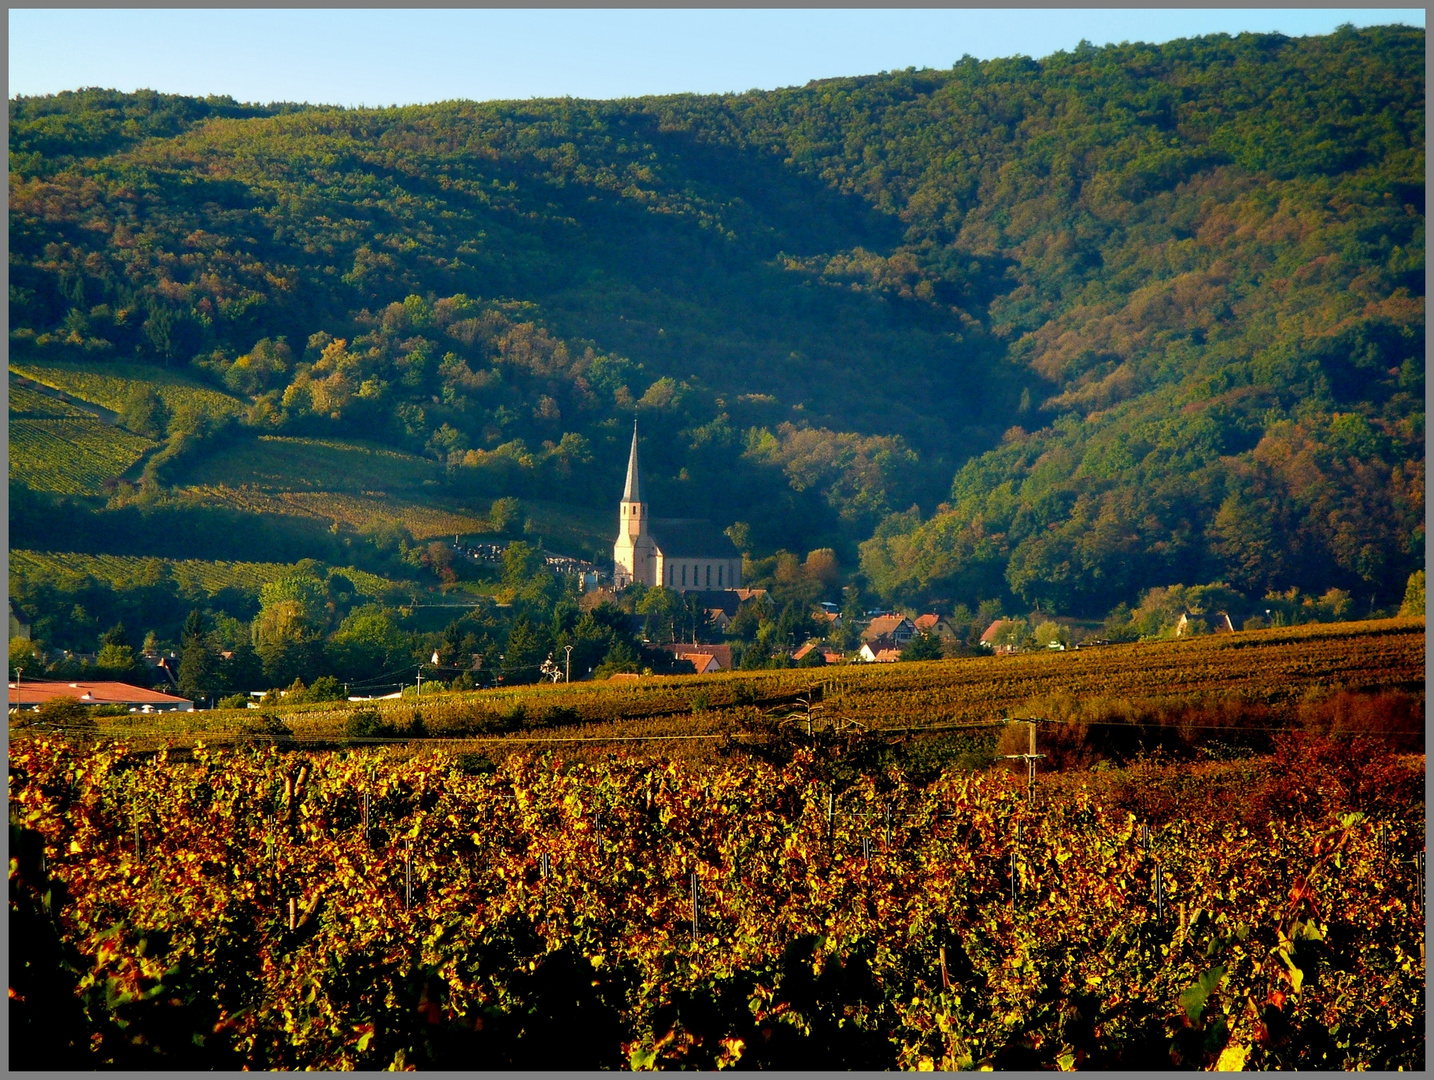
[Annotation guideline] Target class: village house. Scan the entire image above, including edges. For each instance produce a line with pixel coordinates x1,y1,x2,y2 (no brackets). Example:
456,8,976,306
1176,610,1236,637
794,642,845,665
858,641,901,663
862,614,916,648
912,613,954,638
979,619,1020,656
656,642,734,672
683,588,768,633
677,652,722,674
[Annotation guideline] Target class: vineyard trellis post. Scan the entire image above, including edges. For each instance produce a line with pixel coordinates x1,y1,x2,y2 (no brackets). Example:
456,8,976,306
1002,719,1046,799
691,872,700,935
405,838,413,910
1416,851,1424,914
1155,863,1166,922
884,803,893,851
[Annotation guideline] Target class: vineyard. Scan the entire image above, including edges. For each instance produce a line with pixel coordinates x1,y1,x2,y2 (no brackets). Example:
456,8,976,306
8,417,153,495
7,549,406,602
77,619,1425,759
8,735,1424,1069
9,382,96,418
176,486,494,541
182,436,439,493
10,359,245,420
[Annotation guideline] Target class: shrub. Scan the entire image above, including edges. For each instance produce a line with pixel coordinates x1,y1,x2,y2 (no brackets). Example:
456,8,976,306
302,675,346,703
1251,731,1424,822
342,709,397,745
1297,690,1424,752
540,705,582,729
22,697,97,732
217,693,250,710
1000,692,1280,771
236,713,293,747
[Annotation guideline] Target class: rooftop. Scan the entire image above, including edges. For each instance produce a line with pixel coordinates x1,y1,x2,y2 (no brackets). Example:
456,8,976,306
648,519,740,559
9,679,194,709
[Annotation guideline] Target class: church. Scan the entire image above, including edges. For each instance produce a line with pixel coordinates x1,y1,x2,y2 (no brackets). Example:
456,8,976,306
613,422,742,592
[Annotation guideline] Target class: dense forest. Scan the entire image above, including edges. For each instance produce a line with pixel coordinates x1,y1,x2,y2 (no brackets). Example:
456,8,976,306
8,25,1425,673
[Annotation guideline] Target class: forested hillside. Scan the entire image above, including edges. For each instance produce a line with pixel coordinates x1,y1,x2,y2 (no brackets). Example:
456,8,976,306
10,25,1424,629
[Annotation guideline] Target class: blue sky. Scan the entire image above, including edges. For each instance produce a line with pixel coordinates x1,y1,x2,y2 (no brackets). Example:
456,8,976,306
9,8,1425,107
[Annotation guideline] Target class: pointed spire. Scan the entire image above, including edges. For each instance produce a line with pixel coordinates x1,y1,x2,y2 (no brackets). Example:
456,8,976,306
622,418,641,503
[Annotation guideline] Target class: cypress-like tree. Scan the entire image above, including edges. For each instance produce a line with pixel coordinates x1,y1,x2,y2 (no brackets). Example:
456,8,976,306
177,609,222,705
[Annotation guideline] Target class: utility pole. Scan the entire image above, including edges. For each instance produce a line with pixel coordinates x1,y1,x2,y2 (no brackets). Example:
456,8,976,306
415,666,422,695
1002,718,1047,799
564,645,573,683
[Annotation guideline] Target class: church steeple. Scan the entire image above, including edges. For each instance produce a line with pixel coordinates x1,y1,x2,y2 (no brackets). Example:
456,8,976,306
622,419,642,504
614,419,651,589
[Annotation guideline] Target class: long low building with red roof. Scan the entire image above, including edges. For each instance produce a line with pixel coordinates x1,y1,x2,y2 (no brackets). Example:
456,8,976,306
9,680,194,712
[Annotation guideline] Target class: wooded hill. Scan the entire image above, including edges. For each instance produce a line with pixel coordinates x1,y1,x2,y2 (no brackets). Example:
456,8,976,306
9,25,1424,619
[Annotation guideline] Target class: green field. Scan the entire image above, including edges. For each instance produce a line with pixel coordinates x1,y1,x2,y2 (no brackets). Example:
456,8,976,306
10,359,245,419
8,417,153,495
182,435,439,493
8,549,407,600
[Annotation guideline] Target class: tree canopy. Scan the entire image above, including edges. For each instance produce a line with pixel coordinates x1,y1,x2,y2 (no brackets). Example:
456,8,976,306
10,25,1424,618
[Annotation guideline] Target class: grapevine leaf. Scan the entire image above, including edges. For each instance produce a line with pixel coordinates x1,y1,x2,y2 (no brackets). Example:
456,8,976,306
1179,964,1226,1023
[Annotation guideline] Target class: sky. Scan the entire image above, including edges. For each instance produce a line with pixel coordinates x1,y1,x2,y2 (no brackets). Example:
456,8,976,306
9,8,1426,107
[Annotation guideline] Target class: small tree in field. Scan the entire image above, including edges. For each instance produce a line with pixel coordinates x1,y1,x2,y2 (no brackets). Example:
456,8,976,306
1400,570,1424,618
899,631,943,661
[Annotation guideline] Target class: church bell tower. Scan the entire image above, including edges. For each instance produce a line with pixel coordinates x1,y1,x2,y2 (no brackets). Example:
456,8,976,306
613,420,653,588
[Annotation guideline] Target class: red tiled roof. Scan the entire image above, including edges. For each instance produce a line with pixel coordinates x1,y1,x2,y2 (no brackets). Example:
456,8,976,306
678,653,720,674
913,614,941,631
9,680,193,708
657,643,733,670
979,620,1007,645
864,615,912,638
